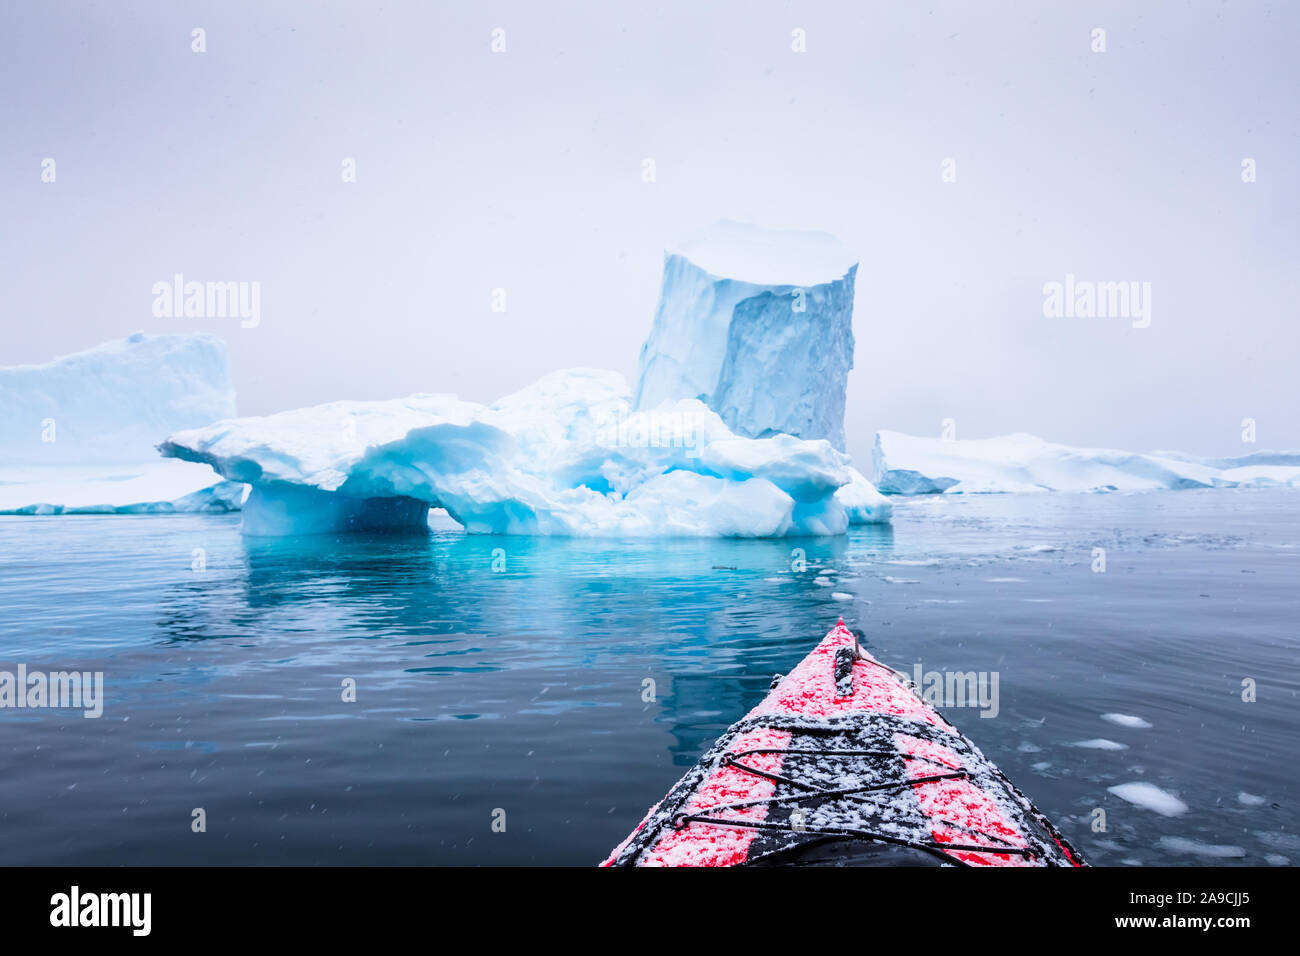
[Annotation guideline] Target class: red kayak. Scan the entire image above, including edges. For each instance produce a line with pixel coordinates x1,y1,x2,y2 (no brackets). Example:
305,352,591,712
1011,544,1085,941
603,620,1085,867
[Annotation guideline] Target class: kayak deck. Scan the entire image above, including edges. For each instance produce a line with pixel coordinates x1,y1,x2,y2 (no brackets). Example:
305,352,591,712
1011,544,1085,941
603,621,1084,867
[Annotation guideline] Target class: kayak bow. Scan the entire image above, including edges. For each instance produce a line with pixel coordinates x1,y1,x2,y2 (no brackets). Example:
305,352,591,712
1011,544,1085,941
603,620,1085,867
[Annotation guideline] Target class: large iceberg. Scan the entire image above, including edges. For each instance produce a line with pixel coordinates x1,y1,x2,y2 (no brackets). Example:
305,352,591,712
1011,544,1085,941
1,332,236,464
160,369,887,537
873,430,1300,495
0,333,245,514
633,221,857,448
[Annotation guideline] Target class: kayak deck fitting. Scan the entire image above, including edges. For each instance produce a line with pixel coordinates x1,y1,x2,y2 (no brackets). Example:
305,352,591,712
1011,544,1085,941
603,620,1085,867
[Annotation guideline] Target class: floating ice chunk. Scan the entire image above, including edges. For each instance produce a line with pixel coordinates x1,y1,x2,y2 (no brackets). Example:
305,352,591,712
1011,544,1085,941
1073,739,1128,750
1157,836,1246,859
634,221,857,448
1102,713,1153,729
831,592,853,601
1237,792,1267,807
1108,782,1188,816
873,429,1300,494
832,467,892,525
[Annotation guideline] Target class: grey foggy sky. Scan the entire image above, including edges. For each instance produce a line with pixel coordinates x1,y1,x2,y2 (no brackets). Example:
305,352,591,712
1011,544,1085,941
3,0,1297,468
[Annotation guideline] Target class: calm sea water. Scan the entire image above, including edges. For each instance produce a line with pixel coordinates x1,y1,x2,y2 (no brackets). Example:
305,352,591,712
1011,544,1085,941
0,490,1296,866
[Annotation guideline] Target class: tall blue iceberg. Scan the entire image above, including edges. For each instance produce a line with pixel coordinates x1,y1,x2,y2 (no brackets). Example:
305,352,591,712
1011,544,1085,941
633,220,858,450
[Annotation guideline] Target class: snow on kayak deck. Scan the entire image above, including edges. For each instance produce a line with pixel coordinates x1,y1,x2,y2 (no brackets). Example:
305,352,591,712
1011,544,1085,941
750,626,940,725
604,622,1084,867
632,727,791,867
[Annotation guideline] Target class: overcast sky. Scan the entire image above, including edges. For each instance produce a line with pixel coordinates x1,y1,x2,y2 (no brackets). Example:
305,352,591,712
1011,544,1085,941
3,0,1296,465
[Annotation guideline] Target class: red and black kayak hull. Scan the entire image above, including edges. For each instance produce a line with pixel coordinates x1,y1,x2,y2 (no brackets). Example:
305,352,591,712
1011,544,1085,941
603,621,1085,867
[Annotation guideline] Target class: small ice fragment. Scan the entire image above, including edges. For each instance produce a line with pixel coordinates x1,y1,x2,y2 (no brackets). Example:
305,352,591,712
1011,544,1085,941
1237,792,1266,806
831,592,853,602
1073,739,1128,750
1157,836,1245,859
1108,782,1188,816
1102,713,1153,729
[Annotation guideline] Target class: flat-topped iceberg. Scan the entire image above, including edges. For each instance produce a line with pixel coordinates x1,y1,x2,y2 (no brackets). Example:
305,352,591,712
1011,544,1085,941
873,430,1300,495
161,369,888,536
1,332,236,464
0,333,246,514
633,221,857,448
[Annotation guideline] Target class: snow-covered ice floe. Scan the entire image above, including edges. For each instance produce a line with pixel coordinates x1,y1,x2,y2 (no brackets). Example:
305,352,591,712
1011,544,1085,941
161,369,889,537
1156,836,1246,859
633,220,857,449
0,463,246,515
1107,782,1189,817
0,333,246,514
873,430,1300,495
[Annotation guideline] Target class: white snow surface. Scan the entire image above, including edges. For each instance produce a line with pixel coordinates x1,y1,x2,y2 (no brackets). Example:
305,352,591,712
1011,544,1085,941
634,221,857,448
0,333,243,513
666,219,859,287
873,430,1300,494
162,368,888,537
